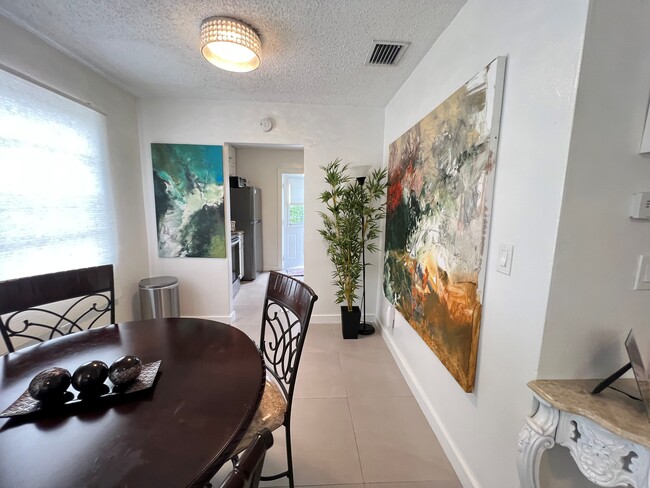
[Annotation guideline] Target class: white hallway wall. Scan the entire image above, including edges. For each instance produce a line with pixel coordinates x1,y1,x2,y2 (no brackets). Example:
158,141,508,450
137,98,383,321
539,1,650,486
378,1,589,487
540,0,650,385
0,14,149,321
235,147,304,272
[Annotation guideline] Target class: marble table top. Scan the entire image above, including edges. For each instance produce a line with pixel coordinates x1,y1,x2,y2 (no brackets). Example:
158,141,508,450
529,379,650,449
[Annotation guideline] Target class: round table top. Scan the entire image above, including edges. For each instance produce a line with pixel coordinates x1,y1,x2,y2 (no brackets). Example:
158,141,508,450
0,318,265,488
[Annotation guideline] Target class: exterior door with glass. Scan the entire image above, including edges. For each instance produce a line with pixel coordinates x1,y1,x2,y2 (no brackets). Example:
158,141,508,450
282,173,304,270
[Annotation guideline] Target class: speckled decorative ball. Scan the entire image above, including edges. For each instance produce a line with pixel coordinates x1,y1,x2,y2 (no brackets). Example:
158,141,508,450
28,367,71,402
109,356,142,385
72,360,109,393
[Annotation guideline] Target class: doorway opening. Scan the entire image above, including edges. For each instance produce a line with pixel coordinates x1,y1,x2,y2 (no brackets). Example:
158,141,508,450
281,172,304,275
225,143,304,297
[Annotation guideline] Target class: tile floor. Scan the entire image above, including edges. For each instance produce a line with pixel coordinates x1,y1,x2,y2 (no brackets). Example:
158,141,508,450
210,273,461,488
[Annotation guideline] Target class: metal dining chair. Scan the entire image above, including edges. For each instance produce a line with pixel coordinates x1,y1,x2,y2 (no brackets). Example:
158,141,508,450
220,429,274,488
233,271,318,488
0,265,115,352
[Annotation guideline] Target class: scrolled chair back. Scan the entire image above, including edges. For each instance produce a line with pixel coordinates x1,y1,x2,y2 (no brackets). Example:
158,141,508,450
259,271,318,400
0,265,115,353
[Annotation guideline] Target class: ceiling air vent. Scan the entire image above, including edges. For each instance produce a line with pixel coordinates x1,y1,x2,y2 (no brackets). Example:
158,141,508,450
366,41,409,66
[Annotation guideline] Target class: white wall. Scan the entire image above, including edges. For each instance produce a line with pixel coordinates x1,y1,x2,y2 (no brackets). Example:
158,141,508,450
540,0,650,382
0,15,149,321
137,98,383,321
236,147,304,271
227,145,237,175
378,1,589,487
537,1,650,485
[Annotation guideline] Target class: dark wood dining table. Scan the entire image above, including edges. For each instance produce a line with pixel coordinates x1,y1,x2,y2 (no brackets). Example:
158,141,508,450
0,318,265,487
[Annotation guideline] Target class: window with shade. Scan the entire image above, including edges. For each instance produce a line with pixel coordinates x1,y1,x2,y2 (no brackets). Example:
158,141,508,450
0,68,116,281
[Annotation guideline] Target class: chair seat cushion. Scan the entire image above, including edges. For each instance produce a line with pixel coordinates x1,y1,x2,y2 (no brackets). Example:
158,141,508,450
233,378,287,454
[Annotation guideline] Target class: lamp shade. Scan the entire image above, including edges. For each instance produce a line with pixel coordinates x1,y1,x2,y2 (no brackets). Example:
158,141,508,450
349,165,372,185
200,17,261,73
348,165,372,179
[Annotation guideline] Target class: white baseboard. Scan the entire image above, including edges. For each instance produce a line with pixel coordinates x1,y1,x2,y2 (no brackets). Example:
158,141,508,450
310,314,340,324
185,314,235,324
310,313,376,325
376,319,480,488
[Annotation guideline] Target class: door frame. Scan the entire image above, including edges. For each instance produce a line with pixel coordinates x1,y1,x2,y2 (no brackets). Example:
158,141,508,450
277,168,304,270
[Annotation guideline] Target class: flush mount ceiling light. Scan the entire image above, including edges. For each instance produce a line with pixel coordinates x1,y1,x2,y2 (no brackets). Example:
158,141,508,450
200,17,261,73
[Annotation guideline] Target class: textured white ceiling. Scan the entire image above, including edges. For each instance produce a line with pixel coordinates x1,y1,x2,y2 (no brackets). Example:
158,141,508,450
0,0,467,107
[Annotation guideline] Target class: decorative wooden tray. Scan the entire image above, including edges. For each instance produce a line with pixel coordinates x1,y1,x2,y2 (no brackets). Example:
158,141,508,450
0,360,161,418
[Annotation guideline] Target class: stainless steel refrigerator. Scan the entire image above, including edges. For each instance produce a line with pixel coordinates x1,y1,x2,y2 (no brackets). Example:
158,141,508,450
230,187,263,281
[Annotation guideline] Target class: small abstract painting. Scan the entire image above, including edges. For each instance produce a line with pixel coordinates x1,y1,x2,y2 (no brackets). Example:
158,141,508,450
151,143,226,258
383,58,505,392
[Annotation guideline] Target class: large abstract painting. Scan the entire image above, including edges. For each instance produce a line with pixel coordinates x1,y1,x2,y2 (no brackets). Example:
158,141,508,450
151,143,226,258
383,58,505,392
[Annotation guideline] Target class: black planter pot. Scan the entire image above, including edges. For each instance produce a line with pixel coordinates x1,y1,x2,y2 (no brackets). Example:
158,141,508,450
341,306,361,339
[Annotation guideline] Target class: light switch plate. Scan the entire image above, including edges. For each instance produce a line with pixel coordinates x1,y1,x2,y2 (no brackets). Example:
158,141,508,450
633,255,650,290
496,243,514,275
385,304,395,329
630,192,650,219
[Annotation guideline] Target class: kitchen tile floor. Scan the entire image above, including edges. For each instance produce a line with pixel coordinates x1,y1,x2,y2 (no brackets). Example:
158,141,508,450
210,273,461,488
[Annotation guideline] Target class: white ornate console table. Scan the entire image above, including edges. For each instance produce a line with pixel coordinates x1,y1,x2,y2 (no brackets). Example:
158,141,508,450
517,379,650,487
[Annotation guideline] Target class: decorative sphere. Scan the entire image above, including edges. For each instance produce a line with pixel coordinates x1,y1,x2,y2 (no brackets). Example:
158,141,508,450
109,356,142,385
28,367,71,402
72,360,109,393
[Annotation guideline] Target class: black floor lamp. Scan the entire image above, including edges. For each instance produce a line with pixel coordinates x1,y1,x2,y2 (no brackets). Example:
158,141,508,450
352,165,375,336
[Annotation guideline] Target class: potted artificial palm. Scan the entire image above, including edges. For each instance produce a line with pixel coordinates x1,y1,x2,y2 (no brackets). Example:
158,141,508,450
318,159,387,339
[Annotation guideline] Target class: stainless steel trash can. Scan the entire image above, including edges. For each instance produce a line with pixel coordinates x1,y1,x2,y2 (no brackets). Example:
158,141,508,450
139,276,180,319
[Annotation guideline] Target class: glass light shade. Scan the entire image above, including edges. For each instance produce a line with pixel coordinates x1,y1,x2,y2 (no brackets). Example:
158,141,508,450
348,165,372,178
201,17,261,73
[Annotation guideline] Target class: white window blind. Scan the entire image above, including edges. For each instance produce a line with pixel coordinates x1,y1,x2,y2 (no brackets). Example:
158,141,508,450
0,68,116,281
